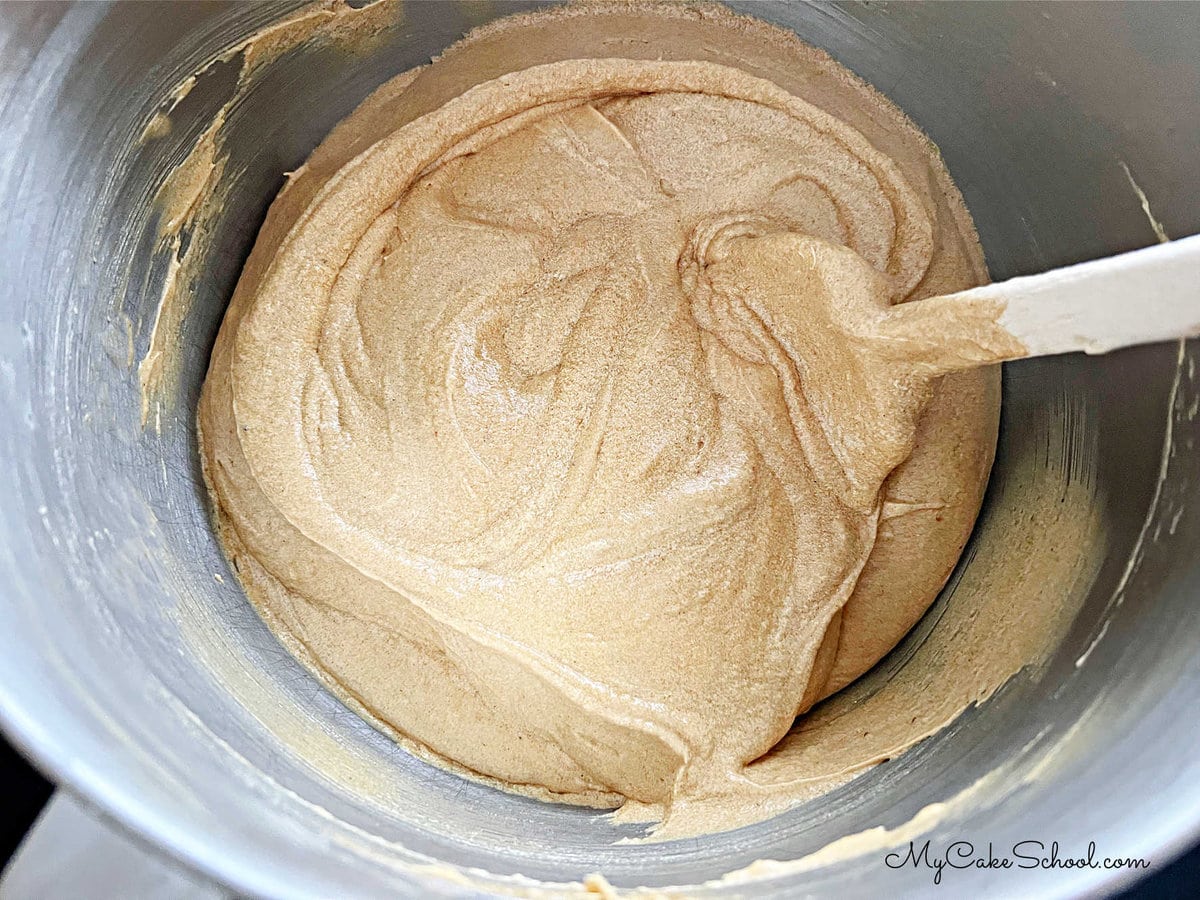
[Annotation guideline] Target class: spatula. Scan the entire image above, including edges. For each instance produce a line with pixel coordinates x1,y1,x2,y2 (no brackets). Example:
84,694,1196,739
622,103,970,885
899,234,1200,363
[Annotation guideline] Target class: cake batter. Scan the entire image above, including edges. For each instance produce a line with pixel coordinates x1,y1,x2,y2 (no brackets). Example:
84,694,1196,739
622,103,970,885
198,3,1022,836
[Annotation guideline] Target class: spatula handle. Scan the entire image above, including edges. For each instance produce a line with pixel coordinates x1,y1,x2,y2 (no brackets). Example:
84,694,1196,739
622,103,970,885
956,234,1200,358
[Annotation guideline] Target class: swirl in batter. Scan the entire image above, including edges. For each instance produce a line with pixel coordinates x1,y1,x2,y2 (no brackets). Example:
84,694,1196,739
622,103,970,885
200,13,1022,835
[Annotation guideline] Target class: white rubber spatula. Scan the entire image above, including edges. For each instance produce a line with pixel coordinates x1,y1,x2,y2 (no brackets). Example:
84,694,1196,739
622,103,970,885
892,233,1200,364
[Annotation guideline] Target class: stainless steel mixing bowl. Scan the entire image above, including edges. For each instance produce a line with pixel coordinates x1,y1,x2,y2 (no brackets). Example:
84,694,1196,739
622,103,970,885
1,2,1198,896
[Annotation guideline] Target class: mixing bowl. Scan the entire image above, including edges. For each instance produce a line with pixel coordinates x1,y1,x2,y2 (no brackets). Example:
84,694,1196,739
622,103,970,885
1,2,1198,896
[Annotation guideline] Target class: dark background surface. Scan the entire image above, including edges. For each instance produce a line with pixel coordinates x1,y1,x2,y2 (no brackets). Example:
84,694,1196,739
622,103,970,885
0,735,1196,896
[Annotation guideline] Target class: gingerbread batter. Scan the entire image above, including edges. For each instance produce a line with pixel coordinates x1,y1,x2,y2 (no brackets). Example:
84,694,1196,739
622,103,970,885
198,4,1020,836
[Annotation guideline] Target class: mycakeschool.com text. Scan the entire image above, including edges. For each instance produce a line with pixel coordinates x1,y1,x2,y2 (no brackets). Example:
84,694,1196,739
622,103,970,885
884,840,1150,886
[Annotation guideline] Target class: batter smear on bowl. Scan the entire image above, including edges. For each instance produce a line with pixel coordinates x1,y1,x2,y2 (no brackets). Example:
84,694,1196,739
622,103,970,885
199,4,1021,836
